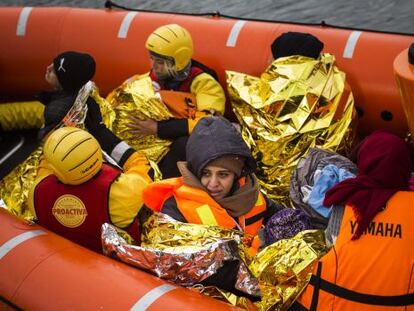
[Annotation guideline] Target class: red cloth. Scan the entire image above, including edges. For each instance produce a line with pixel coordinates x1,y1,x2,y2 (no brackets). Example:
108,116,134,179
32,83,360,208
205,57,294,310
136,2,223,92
323,130,412,239
409,176,414,191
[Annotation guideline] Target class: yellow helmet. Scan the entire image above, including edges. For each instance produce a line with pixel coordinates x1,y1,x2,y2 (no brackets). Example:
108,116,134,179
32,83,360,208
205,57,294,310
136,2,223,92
43,127,103,185
145,24,193,71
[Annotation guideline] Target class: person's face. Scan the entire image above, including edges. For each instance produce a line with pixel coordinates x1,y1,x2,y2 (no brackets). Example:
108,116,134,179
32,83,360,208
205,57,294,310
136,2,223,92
200,165,236,200
45,63,61,90
149,53,175,80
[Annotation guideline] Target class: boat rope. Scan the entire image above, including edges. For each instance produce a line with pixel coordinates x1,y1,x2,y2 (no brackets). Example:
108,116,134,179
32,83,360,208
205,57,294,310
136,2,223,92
0,296,22,311
104,0,414,37
0,135,24,166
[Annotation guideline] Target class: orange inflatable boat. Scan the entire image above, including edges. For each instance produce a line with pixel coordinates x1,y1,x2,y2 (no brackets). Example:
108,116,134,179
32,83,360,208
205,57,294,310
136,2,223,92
0,208,239,310
0,6,414,136
1,5,414,310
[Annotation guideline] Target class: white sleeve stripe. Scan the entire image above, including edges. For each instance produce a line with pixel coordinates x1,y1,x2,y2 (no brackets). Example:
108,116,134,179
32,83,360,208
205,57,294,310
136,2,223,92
110,141,131,163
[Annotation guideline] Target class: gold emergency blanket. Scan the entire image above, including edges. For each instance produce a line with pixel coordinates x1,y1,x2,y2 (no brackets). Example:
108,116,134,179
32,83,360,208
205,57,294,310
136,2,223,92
0,82,107,219
102,213,327,310
106,74,173,164
91,84,116,130
196,230,327,311
227,54,356,205
250,230,327,310
0,146,43,219
102,213,261,297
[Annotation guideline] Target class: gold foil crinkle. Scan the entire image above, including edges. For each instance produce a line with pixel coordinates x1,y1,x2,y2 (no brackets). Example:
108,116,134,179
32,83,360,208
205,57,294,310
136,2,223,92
0,82,102,219
199,230,327,310
227,54,356,205
141,212,244,248
0,145,43,220
106,74,173,164
91,85,116,130
249,230,327,310
196,286,258,310
102,213,260,297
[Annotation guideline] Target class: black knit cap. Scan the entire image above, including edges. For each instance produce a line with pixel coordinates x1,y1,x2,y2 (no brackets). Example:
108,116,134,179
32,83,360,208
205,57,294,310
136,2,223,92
271,32,324,60
53,51,96,93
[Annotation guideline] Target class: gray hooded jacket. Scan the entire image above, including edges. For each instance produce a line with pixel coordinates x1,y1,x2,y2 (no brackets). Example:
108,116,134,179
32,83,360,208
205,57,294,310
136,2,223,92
161,116,282,222
186,116,256,178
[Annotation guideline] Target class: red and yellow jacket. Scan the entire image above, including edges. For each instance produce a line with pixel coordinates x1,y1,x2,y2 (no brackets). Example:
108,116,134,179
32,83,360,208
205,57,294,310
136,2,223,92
149,62,225,115
294,191,414,311
150,62,225,138
29,152,150,253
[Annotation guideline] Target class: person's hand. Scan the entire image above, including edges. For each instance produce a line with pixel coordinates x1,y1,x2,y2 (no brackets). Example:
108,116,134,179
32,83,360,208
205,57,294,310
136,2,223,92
127,115,158,136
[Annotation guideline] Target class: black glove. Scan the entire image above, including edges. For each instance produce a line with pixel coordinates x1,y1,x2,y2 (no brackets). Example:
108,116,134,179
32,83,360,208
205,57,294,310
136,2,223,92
85,97,104,132
201,260,261,302
157,118,188,139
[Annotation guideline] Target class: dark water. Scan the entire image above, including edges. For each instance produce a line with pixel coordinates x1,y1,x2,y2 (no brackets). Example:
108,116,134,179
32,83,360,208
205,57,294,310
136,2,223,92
1,0,413,34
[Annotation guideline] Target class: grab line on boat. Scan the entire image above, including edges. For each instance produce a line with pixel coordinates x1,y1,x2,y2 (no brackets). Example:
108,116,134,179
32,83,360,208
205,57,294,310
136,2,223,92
0,230,46,260
0,135,24,165
343,31,362,59
130,284,177,310
118,12,138,39
226,20,246,47
16,7,33,37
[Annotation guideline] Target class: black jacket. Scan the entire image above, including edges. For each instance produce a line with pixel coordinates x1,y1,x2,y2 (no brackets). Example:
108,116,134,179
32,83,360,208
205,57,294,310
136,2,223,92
37,90,127,162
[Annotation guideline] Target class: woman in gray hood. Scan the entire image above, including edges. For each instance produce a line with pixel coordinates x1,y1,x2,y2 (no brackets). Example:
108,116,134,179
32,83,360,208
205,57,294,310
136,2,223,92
143,116,284,250
144,116,310,299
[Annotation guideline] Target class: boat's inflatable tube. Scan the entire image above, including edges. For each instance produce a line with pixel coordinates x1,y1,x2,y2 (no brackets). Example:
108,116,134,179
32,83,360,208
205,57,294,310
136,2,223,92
0,7,413,135
0,209,238,310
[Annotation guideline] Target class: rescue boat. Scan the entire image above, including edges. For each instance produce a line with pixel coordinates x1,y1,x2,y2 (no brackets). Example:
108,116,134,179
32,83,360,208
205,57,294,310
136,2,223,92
2,4,414,135
1,4,414,310
0,208,240,310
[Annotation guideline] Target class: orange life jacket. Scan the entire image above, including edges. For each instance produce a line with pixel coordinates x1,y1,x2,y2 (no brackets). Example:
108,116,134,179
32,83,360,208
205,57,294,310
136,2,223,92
158,90,197,119
143,177,267,237
150,64,205,93
294,191,414,311
150,66,199,119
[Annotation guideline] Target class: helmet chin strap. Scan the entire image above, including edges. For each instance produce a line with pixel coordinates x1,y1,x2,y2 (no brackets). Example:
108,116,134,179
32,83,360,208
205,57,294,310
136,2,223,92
169,61,192,81
155,70,172,81
149,49,192,82
157,61,191,82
